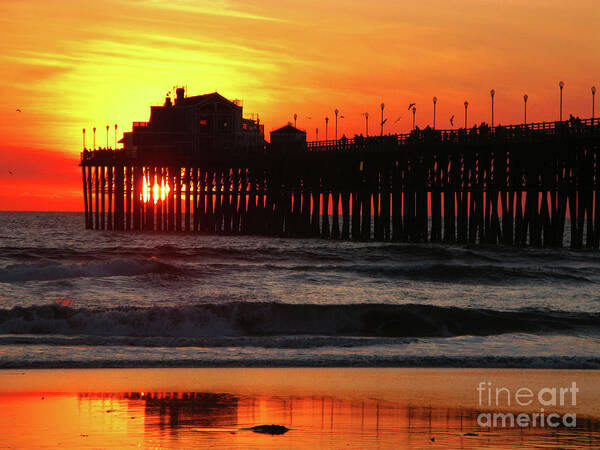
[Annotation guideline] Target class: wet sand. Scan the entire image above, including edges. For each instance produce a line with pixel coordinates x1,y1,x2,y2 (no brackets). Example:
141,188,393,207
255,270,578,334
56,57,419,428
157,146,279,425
0,368,599,448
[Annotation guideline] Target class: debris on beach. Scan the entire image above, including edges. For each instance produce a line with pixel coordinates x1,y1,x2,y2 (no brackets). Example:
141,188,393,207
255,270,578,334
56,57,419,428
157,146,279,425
246,425,289,435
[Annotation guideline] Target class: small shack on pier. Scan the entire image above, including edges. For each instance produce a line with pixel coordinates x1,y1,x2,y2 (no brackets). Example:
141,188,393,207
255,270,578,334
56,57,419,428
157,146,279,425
270,123,307,153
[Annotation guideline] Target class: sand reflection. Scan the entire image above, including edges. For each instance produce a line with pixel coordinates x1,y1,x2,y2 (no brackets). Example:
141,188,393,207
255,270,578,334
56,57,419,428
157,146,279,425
1,368,599,448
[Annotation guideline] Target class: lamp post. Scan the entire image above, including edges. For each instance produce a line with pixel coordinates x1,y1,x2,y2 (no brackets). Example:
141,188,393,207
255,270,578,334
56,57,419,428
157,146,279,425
294,113,297,128
380,103,385,135
82,128,86,150
559,81,564,121
114,124,118,148
490,89,495,128
412,106,416,130
325,117,329,141
464,101,469,128
364,112,369,136
106,125,109,148
316,128,319,141
93,127,96,150
432,96,437,129
592,86,597,119
334,109,339,140
523,94,528,124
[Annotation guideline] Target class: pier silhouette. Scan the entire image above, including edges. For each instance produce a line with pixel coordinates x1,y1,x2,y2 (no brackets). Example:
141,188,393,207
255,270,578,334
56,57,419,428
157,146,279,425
80,90,600,248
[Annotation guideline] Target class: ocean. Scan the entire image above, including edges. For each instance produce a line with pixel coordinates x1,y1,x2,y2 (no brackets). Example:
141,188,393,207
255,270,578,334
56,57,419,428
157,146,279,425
1,211,599,369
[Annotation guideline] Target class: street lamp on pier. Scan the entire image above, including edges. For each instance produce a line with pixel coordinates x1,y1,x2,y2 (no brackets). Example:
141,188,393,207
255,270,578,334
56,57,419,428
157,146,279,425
93,127,96,150
412,106,416,130
325,117,329,141
559,81,565,121
380,103,385,135
82,128,86,150
490,89,495,128
592,86,597,119
523,94,528,124
432,96,437,129
464,101,469,128
294,113,297,128
364,112,369,136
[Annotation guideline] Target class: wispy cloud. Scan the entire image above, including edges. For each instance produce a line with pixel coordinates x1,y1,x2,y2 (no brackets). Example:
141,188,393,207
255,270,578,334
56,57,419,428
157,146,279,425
138,0,287,23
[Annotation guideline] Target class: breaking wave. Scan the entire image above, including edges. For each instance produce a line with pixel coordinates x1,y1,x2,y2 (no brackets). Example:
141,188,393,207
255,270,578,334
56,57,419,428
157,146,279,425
268,263,596,283
0,302,597,339
1,356,599,370
0,258,178,282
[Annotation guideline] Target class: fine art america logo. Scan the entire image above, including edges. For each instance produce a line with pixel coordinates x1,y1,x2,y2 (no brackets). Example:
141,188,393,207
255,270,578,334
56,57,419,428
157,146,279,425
476,381,578,428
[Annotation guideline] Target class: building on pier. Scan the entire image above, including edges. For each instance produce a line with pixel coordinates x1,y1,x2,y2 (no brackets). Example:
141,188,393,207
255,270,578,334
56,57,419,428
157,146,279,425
270,123,307,153
118,88,265,157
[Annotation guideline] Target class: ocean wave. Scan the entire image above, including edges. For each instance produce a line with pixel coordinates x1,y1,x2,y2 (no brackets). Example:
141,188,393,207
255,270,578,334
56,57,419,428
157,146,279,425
0,302,597,339
3,242,599,285
1,355,599,370
0,244,350,263
196,261,596,284
0,334,411,348
4,241,600,265
0,242,535,265
268,263,596,283
0,258,177,282
3,257,594,285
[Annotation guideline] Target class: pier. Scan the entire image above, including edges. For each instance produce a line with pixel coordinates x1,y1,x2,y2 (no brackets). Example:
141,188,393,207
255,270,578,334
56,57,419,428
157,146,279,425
80,90,600,249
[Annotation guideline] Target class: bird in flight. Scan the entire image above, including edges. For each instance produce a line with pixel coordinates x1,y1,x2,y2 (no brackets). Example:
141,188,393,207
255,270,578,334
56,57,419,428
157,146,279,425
8,171,13,175
394,116,403,124
407,103,416,110
16,109,21,113
381,118,388,125
450,115,455,127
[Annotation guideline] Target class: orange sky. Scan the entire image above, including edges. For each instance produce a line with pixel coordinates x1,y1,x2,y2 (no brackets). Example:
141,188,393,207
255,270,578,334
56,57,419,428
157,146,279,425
1,0,599,211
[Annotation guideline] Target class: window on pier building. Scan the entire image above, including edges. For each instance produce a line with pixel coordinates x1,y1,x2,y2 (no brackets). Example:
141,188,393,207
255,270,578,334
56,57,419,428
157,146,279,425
221,117,231,133
198,117,209,133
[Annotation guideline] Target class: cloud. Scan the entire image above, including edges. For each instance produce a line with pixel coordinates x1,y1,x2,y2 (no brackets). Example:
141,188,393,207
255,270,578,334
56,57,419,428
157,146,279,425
137,0,287,23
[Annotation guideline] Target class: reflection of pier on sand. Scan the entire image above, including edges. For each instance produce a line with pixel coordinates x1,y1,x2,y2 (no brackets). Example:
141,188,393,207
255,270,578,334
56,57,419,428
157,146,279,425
0,390,597,448
73,392,600,448
1,368,599,448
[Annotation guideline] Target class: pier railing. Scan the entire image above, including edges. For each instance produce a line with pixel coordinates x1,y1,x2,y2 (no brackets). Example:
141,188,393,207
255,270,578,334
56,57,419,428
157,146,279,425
306,118,600,152
81,118,600,162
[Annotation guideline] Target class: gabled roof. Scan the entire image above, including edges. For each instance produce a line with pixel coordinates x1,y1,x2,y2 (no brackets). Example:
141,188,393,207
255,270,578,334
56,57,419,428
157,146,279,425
271,124,306,135
180,92,238,107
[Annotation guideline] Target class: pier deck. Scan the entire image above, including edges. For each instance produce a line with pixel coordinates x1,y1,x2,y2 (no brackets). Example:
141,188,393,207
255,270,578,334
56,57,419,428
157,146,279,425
81,118,600,248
